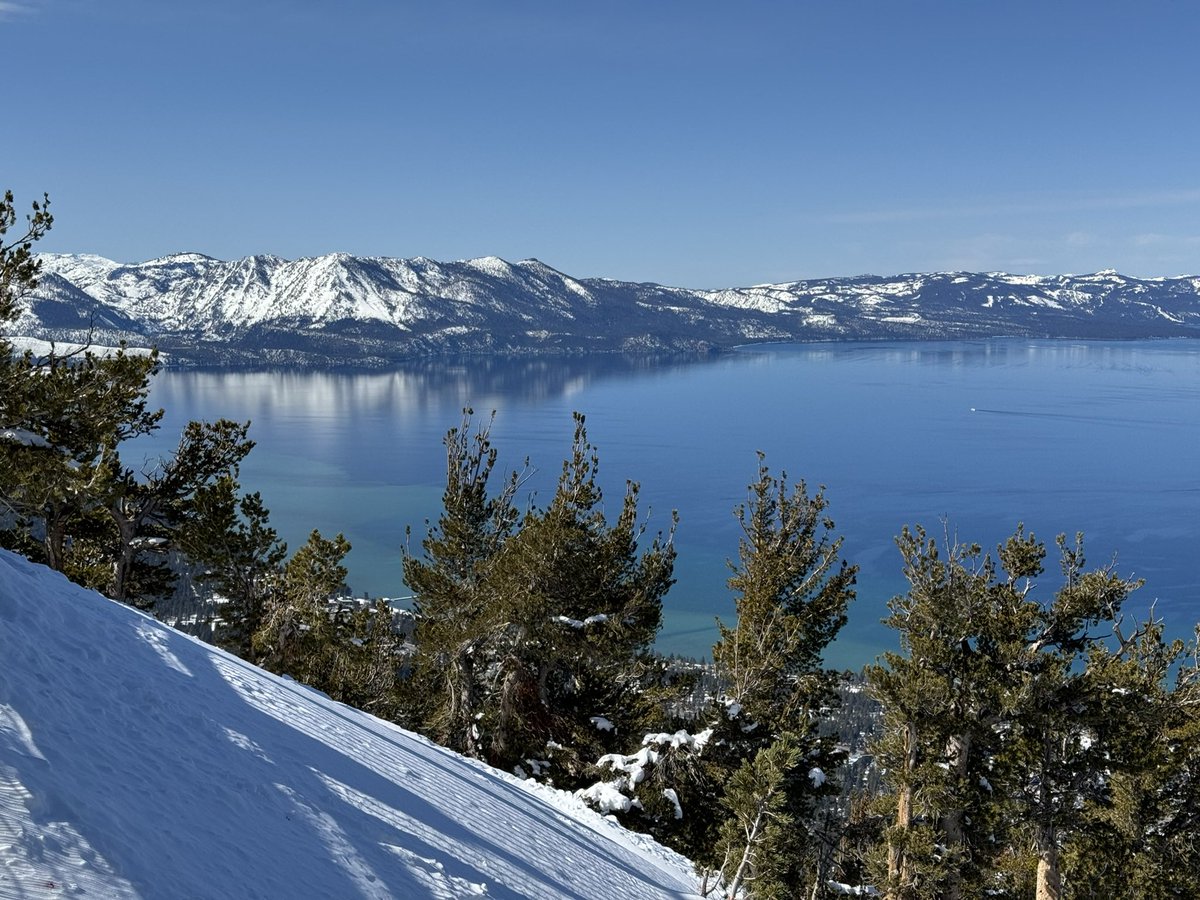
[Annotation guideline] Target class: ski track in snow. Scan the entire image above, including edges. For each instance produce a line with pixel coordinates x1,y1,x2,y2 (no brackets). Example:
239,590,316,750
0,550,699,899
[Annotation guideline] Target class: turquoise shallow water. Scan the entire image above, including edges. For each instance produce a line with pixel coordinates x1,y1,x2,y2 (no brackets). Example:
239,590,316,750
133,340,1200,666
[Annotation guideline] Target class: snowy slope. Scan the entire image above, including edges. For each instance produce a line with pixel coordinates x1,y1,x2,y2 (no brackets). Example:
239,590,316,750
33,253,605,335
0,550,700,900
23,253,1200,365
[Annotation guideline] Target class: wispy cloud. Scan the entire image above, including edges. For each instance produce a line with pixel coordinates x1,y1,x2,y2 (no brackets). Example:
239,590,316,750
0,1,36,18
913,233,1051,274
819,189,1200,226
1133,232,1200,248
894,229,1200,278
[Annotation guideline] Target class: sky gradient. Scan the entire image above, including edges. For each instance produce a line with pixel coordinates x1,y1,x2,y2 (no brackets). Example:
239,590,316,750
4,0,1198,286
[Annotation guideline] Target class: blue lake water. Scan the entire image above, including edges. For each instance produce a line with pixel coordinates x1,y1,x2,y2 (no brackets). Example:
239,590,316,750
136,340,1200,667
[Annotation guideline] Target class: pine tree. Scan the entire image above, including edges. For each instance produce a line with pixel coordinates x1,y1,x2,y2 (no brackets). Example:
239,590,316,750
1005,534,1142,900
104,418,255,607
714,455,855,733
244,528,404,713
1,189,254,611
481,413,676,779
337,597,407,720
576,456,856,897
405,412,676,781
1140,631,1200,894
177,474,288,657
713,733,805,900
869,525,1147,900
0,343,162,576
1,191,162,592
0,189,51,328
253,528,352,677
1062,618,1196,898
402,409,522,756
868,526,1019,900
705,457,856,895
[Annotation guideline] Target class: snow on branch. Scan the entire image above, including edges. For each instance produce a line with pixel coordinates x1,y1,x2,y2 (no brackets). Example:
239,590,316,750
550,613,611,629
0,427,51,448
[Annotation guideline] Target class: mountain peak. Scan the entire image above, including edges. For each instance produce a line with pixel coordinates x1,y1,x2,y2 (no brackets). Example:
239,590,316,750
25,253,1200,366
142,251,218,265
463,255,516,277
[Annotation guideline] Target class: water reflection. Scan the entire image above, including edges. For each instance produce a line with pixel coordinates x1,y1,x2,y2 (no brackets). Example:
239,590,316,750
738,337,1197,371
139,340,1200,665
158,352,723,417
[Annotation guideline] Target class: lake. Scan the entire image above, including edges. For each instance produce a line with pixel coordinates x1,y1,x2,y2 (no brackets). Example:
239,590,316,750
136,340,1200,667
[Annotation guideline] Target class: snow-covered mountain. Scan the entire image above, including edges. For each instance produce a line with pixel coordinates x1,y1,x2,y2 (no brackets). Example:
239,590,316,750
0,549,699,899
20,253,1200,365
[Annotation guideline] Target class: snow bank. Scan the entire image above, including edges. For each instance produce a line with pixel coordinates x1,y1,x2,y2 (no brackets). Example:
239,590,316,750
0,550,699,899
7,336,157,358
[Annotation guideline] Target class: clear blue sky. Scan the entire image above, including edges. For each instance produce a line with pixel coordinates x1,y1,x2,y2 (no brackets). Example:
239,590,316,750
5,0,1198,286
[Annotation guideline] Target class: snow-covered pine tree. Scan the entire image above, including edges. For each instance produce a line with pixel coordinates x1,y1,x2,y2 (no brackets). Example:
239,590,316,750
480,413,676,780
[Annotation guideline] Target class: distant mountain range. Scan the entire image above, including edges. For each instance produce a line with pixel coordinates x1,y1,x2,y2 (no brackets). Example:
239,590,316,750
16,252,1200,365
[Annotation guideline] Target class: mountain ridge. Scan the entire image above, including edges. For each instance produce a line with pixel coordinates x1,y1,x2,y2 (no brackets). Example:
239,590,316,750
17,252,1200,366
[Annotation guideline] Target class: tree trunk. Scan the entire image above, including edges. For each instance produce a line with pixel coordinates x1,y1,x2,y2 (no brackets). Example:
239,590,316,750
45,512,67,571
1035,827,1061,900
886,721,918,900
449,642,479,758
939,730,972,900
725,804,766,900
491,654,529,764
1034,732,1061,900
110,513,137,602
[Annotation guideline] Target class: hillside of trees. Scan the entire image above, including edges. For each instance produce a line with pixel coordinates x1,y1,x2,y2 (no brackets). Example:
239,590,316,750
4,191,1198,899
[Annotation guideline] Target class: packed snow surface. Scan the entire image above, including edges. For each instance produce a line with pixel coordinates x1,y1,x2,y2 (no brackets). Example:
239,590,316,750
0,550,699,899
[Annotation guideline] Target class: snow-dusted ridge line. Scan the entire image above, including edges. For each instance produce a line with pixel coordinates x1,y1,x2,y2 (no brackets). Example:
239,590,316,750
0,549,700,899
20,253,1200,366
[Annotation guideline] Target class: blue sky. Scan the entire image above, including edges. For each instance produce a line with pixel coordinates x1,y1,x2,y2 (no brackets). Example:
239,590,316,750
4,0,1198,286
